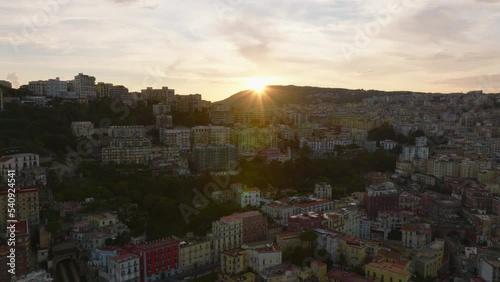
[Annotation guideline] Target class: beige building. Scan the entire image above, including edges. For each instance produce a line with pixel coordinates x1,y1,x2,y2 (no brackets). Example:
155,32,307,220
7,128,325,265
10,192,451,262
178,236,212,272
0,187,39,230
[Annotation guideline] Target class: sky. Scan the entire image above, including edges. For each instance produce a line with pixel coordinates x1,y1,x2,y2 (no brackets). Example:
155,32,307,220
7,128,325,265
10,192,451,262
1,0,500,102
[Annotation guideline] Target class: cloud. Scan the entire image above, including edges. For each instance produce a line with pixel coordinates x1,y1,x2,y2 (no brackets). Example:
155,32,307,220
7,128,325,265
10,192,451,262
6,73,20,88
432,73,500,93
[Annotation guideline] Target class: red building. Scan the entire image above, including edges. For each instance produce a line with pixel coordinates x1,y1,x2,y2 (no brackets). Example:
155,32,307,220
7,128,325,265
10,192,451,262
464,187,492,212
122,238,180,282
365,183,399,219
238,211,267,244
288,212,327,232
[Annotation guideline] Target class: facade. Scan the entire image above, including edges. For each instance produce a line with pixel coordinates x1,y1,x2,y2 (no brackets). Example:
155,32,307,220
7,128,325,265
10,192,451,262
262,201,298,226
178,237,212,273
191,145,238,171
141,87,175,104
13,220,31,276
288,212,327,232
236,187,261,208
159,128,191,150
0,187,39,231
365,182,399,219
96,82,113,97
192,126,232,146
74,73,96,99
108,126,146,139
245,243,282,274
46,77,68,97
0,153,39,179
221,248,247,275
209,215,243,260
126,238,180,282
27,80,47,96
175,94,202,112
314,182,333,200
109,85,129,101
153,104,172,115
156,115,173,129
71,121,94,138
108,253,140,282
401,224,432,249
400,146,429,161
102,138,152,164
239,211,267,244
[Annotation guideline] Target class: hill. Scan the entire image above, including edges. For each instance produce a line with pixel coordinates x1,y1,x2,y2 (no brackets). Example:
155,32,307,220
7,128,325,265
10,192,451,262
216,85,419,108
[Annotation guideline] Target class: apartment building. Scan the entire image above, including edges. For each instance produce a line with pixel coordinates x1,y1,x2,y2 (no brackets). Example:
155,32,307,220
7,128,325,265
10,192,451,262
0,187,39,231
141,87,175,104
71,121,94,138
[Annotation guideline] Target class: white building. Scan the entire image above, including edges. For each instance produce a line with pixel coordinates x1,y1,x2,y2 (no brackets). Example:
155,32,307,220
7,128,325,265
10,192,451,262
0,153,39,179
71,121,94,138
235,187,261,208
192,126,232,146
314,182,333,200
73,73,96,99
262,201,297,226
108,253,140,282
46,77,67,97
380,139,398,151
400,146,429,161
244,242,282,274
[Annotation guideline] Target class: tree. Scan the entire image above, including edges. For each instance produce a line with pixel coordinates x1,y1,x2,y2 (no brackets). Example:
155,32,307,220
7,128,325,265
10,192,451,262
300,230,318,248
338,252,346,266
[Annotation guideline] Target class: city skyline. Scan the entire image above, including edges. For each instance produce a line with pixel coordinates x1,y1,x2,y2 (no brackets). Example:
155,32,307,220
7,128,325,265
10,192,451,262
2,0,500,101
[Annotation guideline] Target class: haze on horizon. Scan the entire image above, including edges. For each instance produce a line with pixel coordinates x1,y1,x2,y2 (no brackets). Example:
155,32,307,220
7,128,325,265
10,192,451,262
1,0,500,101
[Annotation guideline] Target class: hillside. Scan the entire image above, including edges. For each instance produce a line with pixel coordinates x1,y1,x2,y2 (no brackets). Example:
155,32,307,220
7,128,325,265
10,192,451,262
215,85,419,108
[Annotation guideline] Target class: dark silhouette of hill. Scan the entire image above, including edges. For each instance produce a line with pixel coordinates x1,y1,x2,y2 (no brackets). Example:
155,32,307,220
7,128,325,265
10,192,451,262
215,85,418,107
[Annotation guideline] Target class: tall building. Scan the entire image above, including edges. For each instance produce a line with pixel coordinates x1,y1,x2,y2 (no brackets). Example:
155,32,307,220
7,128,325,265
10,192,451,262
174,94,202,112
191,145,237,171
102,126,151,164
141,87,175,104
96,82,113,97
73,73,96,99
192,126,232,146
46,77,67,97
159,128,191,150
365,182,399,219
176,235,212,273
110,85,129,101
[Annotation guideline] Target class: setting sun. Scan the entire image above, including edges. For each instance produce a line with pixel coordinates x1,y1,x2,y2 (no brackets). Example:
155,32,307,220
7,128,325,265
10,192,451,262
246,77,272,93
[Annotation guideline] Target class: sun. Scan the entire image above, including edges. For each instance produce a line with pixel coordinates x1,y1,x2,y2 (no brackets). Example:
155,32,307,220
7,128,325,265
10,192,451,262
246,77,271,93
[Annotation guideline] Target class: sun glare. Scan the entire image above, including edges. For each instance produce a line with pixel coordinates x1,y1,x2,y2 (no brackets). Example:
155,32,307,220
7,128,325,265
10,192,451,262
246,77,271,93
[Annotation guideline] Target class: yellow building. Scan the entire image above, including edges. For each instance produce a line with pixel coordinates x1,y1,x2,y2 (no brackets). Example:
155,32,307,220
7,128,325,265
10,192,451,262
411,239,445,279
338,236,366,266
178,237,212,272
0,187,39,230
221,248,247,275
365,261,411,282
310,260,327,282
88,212,118,229
209,215,243,260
